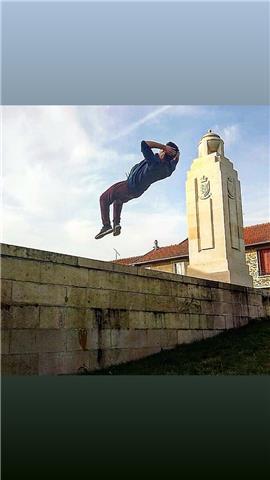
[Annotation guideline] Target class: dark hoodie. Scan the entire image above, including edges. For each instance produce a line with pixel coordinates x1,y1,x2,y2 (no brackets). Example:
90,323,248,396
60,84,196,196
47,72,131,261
127,141,179,194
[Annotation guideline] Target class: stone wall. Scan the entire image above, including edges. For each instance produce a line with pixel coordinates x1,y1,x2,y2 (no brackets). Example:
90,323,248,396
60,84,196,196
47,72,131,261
246,249,270,288
1,243,269,375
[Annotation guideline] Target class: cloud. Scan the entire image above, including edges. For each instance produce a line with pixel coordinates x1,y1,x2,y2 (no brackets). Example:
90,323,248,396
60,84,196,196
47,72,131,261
108,105,204,142
212,123,241,148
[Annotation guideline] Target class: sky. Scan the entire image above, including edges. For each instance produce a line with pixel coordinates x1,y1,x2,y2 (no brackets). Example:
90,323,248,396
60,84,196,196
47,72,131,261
2,105,270,262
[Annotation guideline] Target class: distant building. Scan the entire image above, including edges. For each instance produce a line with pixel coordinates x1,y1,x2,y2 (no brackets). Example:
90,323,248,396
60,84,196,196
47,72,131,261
114,223,270,289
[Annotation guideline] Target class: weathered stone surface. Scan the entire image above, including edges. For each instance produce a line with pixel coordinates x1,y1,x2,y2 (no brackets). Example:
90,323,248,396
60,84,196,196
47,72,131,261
66,328,98,351
213,315,226,329
176,297,201,314
2,305,39,329
111,329,147,349
65,308,95,329
40,306,66,329
178,330,203,344
1,257,41,282
40,263,88,287
145,329,178,348
77,257,114,271
145,294,175,312
1,330,10,353
2,354,39,375
36,330,66,353
10,330,37,354
12,281,66,305
224,315,234,329
2,242,268,375
200,300,214,315
87,288,110,309
1,243,77,266
202,330,221,340
189,314,200,329
65,286,87,307
164,313,189,329
38,351,98,375
101,347,161,369
211,287,232,303
1,280,12,303
123,291,146,311
128,311,156,329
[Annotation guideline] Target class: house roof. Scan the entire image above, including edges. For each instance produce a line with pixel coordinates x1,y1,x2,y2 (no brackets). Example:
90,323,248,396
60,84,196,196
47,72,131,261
114,222,270,266
243,222,270,246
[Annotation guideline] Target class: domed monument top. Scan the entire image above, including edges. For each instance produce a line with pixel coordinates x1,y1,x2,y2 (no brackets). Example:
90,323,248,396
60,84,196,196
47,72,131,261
198,129,224,157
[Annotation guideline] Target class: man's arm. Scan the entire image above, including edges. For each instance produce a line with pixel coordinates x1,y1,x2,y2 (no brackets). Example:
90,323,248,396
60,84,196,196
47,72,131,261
145,141,177,156
145,140,167,150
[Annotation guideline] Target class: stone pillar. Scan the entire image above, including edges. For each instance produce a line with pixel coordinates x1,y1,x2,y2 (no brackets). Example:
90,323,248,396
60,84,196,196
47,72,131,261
186,130,252,287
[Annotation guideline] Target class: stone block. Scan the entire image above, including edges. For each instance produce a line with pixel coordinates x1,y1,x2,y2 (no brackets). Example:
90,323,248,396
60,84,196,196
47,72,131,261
202,330,221,340
40,306,66,329
164,313,189,329
65,308,95,329
224,315,234,329
187,284,211,300
145,294,175,312
113,263,138,275
248,305,259,319
1,280,12,303
36,330,66,353
199,314,208,329
211,301,232,315
1,244,78,266
88,270,115,290
78,257,114,271
38,351,98,375
65,286,87,307
101,347,161,369
247,293,262,306
66,328,98,351
176,297,201,314
1,305,39,329
12,281,66,305
40,263,88,287
171,282,189,298
1,354,39,375
124,291,146,311
110,329,147,349
200,300,215,315
177,330,203,345
211,288,232,303
189,314,200,329
1,330,10,353
1,257,41,282
87,288,110,309
10,330,37,354
93,308,129,329
128,311,157,329
213,315,226,329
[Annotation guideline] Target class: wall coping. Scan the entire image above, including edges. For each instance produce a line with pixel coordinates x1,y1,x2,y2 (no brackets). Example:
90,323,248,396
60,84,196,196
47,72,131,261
1,242,268,295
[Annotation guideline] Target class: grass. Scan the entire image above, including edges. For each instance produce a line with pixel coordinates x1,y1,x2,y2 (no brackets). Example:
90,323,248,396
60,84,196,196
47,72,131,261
88,319,270,375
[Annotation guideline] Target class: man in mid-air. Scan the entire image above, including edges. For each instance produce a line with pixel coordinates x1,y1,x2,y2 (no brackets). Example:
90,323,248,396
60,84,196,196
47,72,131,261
95,140,180,239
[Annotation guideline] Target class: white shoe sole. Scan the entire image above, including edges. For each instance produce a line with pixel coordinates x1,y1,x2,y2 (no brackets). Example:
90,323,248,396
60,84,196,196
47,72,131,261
113,225,121,236
95,227,113,239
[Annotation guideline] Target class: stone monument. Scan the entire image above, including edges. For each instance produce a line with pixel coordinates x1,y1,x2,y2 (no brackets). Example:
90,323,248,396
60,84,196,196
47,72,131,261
186,130,253,287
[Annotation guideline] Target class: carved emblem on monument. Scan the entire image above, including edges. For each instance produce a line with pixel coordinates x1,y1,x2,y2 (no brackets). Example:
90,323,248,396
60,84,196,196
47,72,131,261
227,177,235,199
200,176,211,200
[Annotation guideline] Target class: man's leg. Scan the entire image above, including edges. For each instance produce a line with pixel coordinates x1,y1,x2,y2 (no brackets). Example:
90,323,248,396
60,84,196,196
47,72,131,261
95,181,130,239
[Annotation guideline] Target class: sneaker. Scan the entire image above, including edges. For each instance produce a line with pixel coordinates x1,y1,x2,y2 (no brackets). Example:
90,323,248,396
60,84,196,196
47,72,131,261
95,224,113,239
113,224,121,236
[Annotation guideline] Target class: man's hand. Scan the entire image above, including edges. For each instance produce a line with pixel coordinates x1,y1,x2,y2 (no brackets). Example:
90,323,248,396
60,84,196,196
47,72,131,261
173,151,180,162
164,145,177,157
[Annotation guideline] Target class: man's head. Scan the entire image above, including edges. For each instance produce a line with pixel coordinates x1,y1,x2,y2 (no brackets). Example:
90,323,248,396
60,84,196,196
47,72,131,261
159,141,179,161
